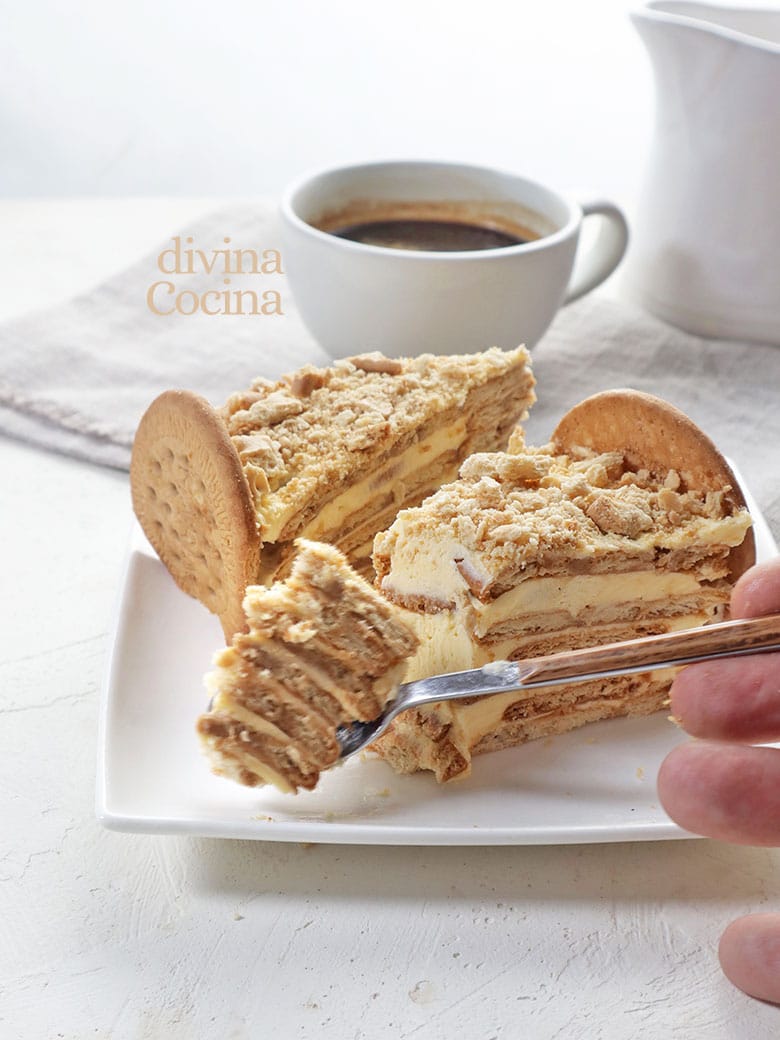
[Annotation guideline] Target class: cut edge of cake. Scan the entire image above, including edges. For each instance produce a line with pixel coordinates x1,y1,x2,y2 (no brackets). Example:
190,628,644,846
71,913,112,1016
371,390,756,782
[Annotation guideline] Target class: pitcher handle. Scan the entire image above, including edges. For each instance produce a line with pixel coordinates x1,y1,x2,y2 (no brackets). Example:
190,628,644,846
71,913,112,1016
563,200,629,304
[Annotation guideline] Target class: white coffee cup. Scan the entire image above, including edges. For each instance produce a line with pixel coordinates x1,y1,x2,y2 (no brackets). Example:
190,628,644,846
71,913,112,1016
280,160,628,358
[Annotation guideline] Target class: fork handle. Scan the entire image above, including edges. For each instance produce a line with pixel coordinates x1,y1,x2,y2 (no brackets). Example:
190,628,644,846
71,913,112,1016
520,613,780,688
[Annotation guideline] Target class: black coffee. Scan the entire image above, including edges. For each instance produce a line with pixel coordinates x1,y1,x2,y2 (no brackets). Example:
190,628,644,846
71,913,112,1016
332,218,534,252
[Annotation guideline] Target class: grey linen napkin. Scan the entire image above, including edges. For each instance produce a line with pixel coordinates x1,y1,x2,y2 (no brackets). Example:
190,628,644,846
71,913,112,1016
0,203,777,536
0,205,329,469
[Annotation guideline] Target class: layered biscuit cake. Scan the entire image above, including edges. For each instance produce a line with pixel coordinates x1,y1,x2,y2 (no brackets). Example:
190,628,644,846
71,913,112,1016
372,391,755,781
196,540,418,793
131,347,535,640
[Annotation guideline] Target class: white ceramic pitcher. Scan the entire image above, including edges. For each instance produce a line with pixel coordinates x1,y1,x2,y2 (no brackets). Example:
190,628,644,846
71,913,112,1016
624,2,780,344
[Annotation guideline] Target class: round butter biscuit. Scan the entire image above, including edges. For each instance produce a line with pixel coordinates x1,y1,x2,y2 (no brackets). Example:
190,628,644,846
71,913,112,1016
552,389,756,580
130,390,260,641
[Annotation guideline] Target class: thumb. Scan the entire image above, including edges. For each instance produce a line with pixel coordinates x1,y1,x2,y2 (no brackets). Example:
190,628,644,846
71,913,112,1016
719,913,780,1004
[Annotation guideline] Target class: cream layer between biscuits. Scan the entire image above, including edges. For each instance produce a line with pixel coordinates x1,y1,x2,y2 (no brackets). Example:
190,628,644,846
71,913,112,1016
257,418,468,543
208,742,297,794
398,570,712,681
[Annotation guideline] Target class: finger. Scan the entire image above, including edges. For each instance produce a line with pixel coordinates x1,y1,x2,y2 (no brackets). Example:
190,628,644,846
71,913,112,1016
668,554,780,742
733,556,780,619
669,652,780,743
719,913,780,1005
657,741,780,846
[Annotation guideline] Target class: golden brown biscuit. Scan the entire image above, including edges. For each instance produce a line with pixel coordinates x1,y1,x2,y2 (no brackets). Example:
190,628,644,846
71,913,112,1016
130,390,260,641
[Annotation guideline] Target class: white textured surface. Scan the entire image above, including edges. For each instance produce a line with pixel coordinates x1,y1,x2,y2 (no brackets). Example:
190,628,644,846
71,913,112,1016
2,199,780,1038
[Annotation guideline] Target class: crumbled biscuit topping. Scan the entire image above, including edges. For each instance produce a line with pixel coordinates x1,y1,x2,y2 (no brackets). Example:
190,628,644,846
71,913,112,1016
374,442,751,597
219,347,533,538
283,365,328,397
349,353,404,376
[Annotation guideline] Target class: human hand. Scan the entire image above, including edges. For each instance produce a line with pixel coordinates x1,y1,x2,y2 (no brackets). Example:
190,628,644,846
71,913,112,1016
658,556,780,1004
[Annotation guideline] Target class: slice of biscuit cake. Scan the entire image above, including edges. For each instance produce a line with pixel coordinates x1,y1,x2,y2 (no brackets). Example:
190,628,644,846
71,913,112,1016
372,391,755,781
131,346,535,640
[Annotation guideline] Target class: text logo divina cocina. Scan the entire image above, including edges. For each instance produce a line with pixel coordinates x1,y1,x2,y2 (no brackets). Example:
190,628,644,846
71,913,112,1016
147,237,284,316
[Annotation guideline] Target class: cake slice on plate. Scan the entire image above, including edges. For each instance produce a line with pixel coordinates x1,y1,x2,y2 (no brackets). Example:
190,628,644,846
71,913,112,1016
196,539,418,793
131,346,535,640
372,390,755,781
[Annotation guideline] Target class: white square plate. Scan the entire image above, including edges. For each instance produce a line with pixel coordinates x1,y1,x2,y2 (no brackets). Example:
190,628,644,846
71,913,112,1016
97,471,777,845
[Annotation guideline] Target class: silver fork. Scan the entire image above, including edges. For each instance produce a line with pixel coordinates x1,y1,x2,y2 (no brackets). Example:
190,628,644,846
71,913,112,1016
336,612,780,759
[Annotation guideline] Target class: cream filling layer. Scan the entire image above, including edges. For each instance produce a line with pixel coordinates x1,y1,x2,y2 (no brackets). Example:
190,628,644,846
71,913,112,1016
380,529,478,606
400,570,708,681
403,606,710,684
471,570,702,636
211,742,295,794
259,417,468,543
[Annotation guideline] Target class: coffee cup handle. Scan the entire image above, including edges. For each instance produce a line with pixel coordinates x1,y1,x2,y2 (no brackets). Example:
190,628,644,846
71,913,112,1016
563,200,629,304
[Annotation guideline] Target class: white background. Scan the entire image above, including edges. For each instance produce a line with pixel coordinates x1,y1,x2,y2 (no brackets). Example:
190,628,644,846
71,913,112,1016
1,0,655,201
